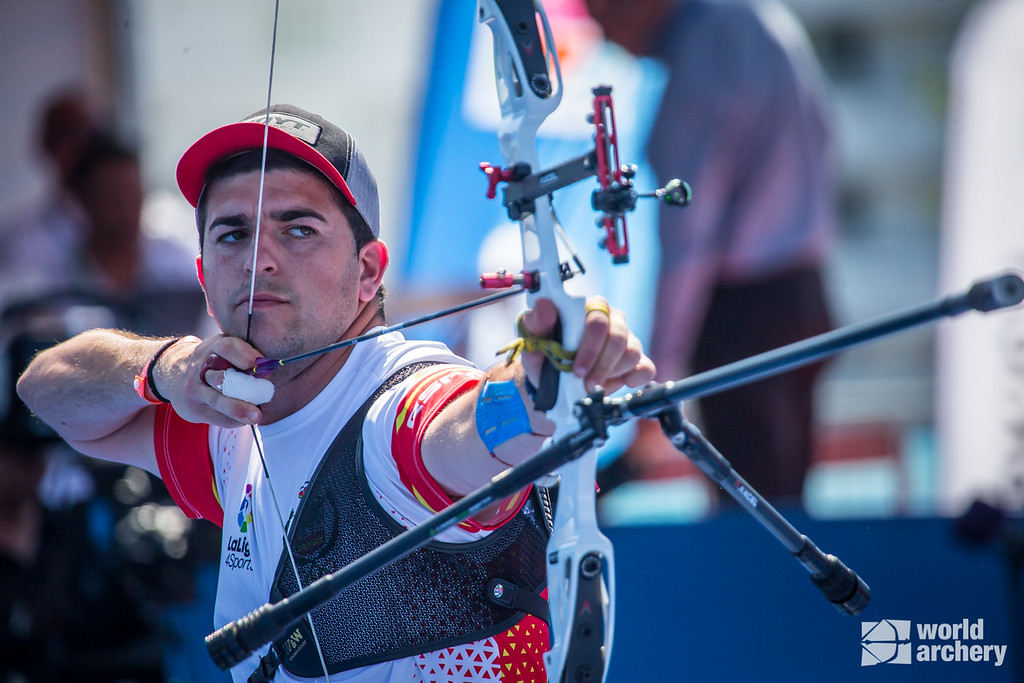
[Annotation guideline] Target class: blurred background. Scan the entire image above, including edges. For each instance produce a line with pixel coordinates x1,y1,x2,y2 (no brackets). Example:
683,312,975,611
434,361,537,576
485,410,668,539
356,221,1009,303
1,0,1021,681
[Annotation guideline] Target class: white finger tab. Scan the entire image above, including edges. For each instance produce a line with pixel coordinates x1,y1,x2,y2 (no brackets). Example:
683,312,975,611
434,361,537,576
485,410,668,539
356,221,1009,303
220,368,275,404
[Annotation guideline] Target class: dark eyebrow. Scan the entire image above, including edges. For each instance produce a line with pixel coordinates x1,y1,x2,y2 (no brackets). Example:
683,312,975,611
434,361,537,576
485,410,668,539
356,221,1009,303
206,207,328,235
207,213,250,234
269,208,329,224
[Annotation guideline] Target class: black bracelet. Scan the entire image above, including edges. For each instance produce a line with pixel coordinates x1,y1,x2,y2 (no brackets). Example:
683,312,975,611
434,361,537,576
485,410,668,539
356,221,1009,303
147,337,182,404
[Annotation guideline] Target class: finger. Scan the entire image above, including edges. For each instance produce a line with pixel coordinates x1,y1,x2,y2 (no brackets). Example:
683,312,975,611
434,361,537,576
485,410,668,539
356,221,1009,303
570,298,612,377
199,365,274,421
196,407,259,429
201,354,233,386
613,351,657,391
202,367,227,391
198,338,265,391
199,382,262,426
201,336,265,373
590,343,640,385
173,386,259,429
585,336,654,394
573,299,624,384
519,297,559,338
601,332,647,379
581,331,627,391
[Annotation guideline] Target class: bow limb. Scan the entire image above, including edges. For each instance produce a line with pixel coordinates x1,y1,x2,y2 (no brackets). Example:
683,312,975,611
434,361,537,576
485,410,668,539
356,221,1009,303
478,1,615,680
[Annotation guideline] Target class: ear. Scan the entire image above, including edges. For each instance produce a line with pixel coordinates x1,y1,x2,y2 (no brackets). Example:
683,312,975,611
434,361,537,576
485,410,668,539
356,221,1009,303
196,254,215,317
357,240,389,304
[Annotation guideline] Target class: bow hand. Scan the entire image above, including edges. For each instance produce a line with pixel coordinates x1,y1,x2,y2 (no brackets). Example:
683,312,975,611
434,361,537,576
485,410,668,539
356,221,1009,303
519,297,655,395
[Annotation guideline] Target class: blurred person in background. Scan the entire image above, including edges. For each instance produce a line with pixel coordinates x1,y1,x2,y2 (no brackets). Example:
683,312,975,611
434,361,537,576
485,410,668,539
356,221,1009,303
587,0,838,508
0,128,216,681
0,89,96,304
3,132,207,336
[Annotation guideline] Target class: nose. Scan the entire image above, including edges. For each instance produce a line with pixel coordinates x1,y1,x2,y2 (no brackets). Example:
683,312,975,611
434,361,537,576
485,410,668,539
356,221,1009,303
244,229,279,275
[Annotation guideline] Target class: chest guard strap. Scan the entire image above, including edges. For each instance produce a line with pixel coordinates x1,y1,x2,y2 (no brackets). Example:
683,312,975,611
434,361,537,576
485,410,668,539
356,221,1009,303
267,362,550,677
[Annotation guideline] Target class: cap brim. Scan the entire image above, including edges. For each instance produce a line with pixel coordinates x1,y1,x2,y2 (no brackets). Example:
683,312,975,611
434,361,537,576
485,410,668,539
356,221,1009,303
176,121,358,208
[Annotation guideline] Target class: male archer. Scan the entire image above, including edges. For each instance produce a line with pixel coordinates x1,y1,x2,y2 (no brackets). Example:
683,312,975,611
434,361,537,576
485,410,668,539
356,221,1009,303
17,105,654,682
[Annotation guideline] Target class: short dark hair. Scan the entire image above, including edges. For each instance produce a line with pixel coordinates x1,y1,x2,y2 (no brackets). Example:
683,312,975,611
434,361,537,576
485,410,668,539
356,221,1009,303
196,149,385,317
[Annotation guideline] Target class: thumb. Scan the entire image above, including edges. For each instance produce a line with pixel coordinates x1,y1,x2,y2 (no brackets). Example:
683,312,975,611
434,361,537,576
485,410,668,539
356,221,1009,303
519,297,559,338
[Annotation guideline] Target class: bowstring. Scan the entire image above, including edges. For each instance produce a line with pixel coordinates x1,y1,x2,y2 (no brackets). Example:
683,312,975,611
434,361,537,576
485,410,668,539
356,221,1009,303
246,1,332,678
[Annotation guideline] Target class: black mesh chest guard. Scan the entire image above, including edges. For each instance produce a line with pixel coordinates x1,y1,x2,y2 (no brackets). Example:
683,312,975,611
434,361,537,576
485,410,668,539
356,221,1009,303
268,363,550,677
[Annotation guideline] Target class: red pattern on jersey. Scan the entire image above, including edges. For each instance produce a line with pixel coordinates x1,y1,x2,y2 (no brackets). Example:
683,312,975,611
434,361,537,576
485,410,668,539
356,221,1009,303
493,614,550,682
391,366,529,532
154,404,222,525
414,613,550,683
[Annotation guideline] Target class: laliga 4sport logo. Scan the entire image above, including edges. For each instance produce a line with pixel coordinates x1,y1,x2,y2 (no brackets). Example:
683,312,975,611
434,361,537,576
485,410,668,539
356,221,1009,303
861,619,1008,667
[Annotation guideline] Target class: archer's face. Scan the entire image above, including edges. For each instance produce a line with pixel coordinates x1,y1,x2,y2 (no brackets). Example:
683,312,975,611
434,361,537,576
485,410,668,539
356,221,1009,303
199,168,371,360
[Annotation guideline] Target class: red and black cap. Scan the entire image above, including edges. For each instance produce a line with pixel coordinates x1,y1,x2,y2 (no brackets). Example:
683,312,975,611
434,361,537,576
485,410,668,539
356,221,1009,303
176,104,380,236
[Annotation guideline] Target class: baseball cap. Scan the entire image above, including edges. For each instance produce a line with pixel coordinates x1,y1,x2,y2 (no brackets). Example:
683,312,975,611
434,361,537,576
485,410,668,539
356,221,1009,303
176,104,380,237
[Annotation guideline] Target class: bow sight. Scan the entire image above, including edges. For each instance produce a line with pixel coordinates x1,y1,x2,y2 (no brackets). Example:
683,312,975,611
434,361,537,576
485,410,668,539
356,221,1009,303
480,85,691,266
